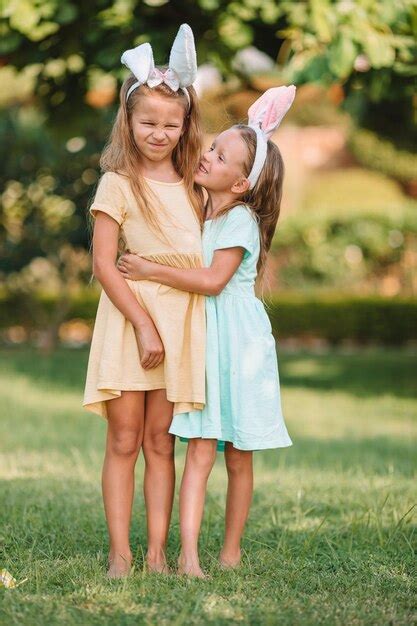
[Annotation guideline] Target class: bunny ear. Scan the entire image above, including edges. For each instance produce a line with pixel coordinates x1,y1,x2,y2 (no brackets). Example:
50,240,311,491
121,42,155,84
168,23,197,87
248,85,296,138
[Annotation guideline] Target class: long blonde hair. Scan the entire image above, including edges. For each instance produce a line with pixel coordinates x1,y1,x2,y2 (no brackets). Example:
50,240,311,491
100,73,204,238
214,124,284,283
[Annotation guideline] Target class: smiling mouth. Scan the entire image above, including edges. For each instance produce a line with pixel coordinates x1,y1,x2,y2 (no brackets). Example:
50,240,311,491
198,163,208,174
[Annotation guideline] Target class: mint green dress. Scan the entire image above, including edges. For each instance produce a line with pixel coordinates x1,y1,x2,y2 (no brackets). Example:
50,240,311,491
169,205,292,451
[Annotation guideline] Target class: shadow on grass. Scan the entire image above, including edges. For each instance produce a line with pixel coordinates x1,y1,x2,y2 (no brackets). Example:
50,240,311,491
1,346,416,400
2,429,415,477
0,347,89,393
255,435,416,477
278,349,417,399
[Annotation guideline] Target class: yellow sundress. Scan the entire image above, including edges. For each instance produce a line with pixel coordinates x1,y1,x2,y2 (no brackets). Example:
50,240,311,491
83,171,205,418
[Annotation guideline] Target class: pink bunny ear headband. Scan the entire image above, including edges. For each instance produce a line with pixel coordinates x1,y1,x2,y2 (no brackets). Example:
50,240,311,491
121,24,197,108
246,86,296,189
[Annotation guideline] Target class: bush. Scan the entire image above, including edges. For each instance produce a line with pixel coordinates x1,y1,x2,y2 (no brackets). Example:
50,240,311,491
1,291,416,346
266,295,417,345
273,201,417,294
0,290,99,330
348,129,417,185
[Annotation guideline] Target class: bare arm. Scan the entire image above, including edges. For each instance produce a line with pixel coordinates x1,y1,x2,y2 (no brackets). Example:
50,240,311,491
118,248,245,296
93,212,164,368
93,213,150,326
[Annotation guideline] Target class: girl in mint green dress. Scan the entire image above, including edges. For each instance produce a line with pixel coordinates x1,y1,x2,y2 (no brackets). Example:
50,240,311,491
170,204,292,451
118,86,295,577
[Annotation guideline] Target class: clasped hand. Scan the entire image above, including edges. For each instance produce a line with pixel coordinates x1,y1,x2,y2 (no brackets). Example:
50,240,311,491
117,252,153,280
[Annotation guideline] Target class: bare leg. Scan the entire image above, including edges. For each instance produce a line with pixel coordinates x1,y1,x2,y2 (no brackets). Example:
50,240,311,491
102,391,145,578
142,389,175,573
220,443,253,568
178,438,217,578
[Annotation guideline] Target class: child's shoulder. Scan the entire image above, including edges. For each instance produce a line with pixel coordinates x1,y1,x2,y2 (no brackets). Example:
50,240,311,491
225,204,258,228
95,171,132,207
99,170,130,189
92,171,131,223
214,205,259,255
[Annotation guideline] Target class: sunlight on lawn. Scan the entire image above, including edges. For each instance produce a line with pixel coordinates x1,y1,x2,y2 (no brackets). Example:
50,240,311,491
0,348,415,625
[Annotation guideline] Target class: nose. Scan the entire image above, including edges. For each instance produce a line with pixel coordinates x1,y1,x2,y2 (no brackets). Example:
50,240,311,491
152,127,166,142
202,150,211,162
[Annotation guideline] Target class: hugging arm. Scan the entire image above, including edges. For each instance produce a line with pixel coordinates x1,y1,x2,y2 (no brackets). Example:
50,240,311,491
93,212,164,368
118,248,244,296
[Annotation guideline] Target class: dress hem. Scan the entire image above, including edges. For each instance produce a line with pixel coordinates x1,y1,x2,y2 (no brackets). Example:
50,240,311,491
96,381,166,391
89,381,205,402
168,426,293,451
83,383,205,414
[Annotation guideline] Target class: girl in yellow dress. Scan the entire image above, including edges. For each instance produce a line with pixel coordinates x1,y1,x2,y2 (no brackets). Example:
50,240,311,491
83,25,205,577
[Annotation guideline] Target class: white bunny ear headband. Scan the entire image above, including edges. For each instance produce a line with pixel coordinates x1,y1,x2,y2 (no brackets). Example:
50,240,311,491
246,85,296,189
121,23,197,108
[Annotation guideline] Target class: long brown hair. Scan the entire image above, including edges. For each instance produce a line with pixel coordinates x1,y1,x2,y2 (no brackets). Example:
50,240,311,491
215,124,284,284
100,73,204,239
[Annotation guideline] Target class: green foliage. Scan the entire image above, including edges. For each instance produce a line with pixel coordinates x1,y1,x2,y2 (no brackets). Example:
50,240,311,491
0,109,103,272
280,0,416,82
1,0,415,140
0,1,251,291
0,110,96,345
274,200,417,294
1,291,416,345
1,0,415,306
0,0,241,132
348,128,417,184
277,0,417,144
266,295,417,345
0,290,98,330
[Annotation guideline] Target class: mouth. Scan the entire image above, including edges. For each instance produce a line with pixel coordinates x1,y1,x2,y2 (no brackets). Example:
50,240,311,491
149,143,168,149
198,162,208,174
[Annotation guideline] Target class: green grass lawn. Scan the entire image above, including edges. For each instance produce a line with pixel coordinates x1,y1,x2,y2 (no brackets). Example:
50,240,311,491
1,347,416,625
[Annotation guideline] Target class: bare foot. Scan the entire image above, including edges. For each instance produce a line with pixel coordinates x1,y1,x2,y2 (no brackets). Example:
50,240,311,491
107,552,132,579
219,549,241,569
146,556,170,575
146,548,170,575
177,555,206,579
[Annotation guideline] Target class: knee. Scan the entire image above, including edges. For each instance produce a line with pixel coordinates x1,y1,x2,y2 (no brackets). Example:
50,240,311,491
187,439,217,473
108,430,142,458
143,429,175,461
225,449,252,475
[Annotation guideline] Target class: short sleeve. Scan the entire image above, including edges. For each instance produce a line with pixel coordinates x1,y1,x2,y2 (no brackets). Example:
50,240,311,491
213,206,258,258
90,172,126,225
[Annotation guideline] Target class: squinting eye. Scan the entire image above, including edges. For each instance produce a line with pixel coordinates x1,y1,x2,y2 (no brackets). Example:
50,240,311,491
218,154,225,162
209,145,214,151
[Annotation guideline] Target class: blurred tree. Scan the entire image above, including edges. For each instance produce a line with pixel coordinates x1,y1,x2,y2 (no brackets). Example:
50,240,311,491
279,0,417,149
0,1,252,345
1,1,415,137
0,0,285,277
0,0,259,135
0,0,416,340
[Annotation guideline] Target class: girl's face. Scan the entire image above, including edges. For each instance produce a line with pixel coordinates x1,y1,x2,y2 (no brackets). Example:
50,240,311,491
195,128,249,194
130,92,185,163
